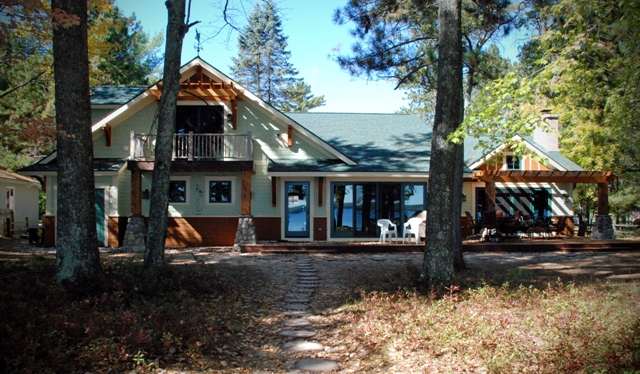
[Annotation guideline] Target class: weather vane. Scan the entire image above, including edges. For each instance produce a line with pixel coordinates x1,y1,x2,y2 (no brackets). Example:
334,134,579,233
195,29,203,56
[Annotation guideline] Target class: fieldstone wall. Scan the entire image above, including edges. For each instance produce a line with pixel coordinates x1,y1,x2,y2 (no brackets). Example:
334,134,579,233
121,215,147,252
235,215,257,247
591,215,615,240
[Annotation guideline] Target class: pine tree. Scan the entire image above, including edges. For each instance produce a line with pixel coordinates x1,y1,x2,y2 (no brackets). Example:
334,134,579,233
281,81,326,112
230,0,323,111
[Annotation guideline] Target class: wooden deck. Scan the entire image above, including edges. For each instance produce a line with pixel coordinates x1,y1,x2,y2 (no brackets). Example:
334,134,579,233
241,237,640,254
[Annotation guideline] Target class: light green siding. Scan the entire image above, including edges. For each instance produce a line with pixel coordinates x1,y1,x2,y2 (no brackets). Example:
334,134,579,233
93,103,158,159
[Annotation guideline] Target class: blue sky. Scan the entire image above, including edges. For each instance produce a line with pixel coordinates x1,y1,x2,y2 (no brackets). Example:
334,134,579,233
115,0,525,113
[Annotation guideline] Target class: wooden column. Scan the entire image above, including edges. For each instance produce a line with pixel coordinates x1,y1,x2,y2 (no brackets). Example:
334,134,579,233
231,98,238,130
241,170,252,215
131,169,142,215
485,182,496,211
597,183,609,215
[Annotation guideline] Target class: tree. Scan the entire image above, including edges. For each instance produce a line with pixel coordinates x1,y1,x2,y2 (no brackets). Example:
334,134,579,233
0,0,162,171
334,0,517,276
144,0,197,274
230,0,323,111
51,0,102,288
280,81,326,112
94,7,163,85
421,0,463,285
461,0,640,221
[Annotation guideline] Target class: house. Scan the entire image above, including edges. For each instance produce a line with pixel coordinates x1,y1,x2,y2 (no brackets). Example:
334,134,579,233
0,169,41,236
17,57,616,248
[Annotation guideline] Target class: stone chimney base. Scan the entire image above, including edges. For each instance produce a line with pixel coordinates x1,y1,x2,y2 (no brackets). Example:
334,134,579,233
591,215,615,240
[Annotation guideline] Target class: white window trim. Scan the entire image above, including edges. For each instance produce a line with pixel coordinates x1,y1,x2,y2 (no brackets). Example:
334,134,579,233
505,153,521,170
169,176,190,204
205,176,236,205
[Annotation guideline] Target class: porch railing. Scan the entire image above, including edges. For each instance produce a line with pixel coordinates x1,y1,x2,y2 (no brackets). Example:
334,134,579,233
130,131,253,161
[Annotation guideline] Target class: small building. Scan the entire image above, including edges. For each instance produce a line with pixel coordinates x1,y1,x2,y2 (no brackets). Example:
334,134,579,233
17,57,615,247
0,169,41,236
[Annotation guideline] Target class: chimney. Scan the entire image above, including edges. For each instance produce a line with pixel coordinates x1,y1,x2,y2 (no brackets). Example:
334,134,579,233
534,111,559,152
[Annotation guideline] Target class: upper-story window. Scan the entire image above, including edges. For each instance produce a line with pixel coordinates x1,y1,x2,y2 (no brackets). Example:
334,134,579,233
506,155,521,170
176,105,224,134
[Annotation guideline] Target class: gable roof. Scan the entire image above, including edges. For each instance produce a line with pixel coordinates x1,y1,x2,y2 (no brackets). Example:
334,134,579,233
464,134,584,172
274,113,435,174
0,168,40,186
90,86,148,106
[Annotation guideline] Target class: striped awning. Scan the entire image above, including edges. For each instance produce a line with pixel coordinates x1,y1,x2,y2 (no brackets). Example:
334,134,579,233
472,170,616,184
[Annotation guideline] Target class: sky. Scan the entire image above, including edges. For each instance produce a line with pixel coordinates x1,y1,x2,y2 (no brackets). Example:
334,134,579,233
115,0,526,114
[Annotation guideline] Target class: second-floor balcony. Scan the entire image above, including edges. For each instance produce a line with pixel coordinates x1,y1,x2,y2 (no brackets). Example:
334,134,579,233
130,131,253,161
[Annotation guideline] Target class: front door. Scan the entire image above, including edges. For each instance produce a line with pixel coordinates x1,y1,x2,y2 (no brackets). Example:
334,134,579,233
285,182,310,238
95,189,105,246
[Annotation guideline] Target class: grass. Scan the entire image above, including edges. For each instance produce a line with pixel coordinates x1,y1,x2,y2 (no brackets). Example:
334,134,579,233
0,252,639,373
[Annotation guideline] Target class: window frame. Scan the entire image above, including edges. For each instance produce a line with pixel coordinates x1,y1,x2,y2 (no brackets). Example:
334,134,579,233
205,176,235,205
505,154,521,170
168,176,190,204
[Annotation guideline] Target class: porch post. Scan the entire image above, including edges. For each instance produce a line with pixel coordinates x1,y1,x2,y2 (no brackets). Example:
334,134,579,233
592,182,614,240
485,182,496,211
131,169,142,215
241,170,251,215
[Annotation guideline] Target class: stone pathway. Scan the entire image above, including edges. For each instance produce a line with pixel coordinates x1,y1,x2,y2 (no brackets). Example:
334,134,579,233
277,255,340,373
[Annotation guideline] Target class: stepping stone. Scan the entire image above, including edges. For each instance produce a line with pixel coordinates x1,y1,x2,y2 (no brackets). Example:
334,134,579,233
276,329,316,338
282,310,312,317
396,257,412,262
294,358,340,373
284,318,312,327
281,341,324,353
297,283,320,288
298,277,321,282
283,303,311,310
285,292,312,298
371,255,387,261
284,297,311,303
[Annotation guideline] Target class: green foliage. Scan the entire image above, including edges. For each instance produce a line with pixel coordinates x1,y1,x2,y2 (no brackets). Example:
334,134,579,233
280,81,326,112
230,0,324,111
0,0,161,170
94,7,163,86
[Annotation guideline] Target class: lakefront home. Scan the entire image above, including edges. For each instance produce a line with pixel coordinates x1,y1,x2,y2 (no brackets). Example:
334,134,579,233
17,57,616,248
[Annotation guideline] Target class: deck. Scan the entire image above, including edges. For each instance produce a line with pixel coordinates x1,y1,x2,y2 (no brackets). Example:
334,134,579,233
241,237,640,254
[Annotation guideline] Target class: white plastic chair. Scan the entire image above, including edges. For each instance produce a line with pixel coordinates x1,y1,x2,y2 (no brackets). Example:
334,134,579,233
403,217,423,244
377,219,398,243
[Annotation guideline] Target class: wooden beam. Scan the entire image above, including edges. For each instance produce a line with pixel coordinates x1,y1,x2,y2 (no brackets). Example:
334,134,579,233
128,160,254,172
598,183,609,215
318,177,324,207
131,169,142,215
241,170,252,215
271,176,277,207
231,98,238,130
287,125,293,147
473,170,616,184
102,124,112,147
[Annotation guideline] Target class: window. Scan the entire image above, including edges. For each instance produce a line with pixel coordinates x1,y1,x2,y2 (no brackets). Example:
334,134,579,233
209,180,232,203
506,155,521,170
206,177,235,204
176,105,224,134
169,180,187,203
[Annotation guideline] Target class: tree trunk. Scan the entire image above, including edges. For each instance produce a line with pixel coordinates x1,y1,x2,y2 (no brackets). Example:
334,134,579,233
144,0,188,274
51,0,102,289
422,0,463,286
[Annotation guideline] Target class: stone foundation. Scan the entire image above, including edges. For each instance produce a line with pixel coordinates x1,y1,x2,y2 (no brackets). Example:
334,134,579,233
591,215,616,240
235,215,257,247
121,215,147,252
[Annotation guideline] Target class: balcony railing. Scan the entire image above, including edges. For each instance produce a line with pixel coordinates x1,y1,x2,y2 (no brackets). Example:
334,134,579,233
130,131,253,161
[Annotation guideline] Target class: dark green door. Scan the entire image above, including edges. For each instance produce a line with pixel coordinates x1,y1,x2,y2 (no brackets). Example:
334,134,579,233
95,189,105,246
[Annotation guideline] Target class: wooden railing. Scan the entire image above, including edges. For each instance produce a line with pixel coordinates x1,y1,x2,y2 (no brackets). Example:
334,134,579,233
130,132,253,161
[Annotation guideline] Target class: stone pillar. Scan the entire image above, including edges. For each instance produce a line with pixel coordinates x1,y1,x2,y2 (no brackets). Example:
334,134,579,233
121,215,147,252
591,215,615,240
234,215,257,248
